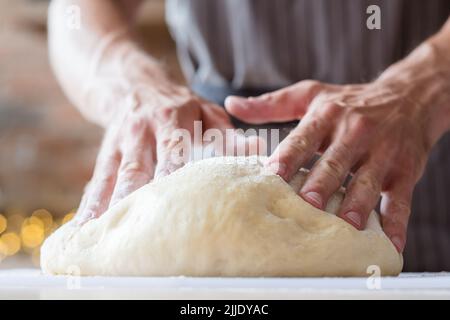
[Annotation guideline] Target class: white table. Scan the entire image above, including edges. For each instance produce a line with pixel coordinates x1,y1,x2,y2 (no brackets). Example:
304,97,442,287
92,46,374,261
0,269,449,299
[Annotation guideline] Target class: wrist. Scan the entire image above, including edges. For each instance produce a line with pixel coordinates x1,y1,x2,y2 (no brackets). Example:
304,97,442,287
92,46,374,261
84,38,191,128
376,42,450,147
102,81,195,129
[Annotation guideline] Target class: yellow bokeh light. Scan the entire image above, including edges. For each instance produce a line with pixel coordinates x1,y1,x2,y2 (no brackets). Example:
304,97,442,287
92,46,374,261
62,212,75,224
0,232,21,256
0,208,77,258
21,224,44,249
22,216,45,229
0,214,7,234
32,209,53,230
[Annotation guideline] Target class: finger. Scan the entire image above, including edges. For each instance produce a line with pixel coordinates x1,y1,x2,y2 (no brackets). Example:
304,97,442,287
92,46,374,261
109,154,154,206
265,114,331,181
109,127,155,206
224,80,322,124
380,179,414,253
299,141,357,210
75,181,92,218
337,163,386,230
299,109,376,210
78,140,121,223
154,123,191,178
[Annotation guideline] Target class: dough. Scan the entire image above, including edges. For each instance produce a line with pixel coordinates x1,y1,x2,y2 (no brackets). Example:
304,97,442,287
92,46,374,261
41,156,402,277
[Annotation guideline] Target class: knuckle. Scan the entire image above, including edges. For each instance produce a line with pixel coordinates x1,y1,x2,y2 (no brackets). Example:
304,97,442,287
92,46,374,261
285,134,311,156
120,161,144,176
328,142,352,163
154,96,201,119
356,171,382,194
127,116,147,136
306,118,327,133
154,107,177,121
317,102,341,121
389,199,411,219
351,113,375,133
322,101,339,112
152,105,188,126
320,157,345,181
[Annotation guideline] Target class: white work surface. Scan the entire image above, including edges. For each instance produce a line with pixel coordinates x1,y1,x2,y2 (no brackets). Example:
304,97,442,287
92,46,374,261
0,269,449,299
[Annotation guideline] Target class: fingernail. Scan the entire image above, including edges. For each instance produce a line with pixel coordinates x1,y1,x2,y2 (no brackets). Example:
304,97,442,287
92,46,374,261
303,191,323,209
266,162,286,177
344,211,361,229
390,236,404,253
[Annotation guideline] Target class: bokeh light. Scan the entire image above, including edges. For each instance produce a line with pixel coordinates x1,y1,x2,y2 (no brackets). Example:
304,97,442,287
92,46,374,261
62,212,75,224
0,214,7,234
21,223,44,249
31,209,53,232
0,232,21,256
0,208,78,267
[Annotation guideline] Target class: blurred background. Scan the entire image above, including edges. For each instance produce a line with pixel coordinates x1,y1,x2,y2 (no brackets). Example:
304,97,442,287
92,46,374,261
0,0,183,268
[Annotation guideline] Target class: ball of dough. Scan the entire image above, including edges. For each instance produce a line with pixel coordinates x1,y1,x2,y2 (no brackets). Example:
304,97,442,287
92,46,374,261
41,156,402,277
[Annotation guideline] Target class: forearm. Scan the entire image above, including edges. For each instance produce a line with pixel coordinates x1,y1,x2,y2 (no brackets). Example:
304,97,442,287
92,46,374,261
377,17,450,147
48,0,177,127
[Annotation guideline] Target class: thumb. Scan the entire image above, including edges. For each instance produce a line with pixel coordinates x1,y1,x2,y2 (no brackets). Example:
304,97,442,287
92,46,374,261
224,80,322,124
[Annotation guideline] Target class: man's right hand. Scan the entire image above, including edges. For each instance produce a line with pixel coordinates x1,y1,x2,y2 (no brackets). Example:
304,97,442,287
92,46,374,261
75,83,261,223
48,0,262,223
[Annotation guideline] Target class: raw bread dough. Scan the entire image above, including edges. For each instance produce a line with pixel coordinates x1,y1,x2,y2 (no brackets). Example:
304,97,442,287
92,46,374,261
41,156,402,277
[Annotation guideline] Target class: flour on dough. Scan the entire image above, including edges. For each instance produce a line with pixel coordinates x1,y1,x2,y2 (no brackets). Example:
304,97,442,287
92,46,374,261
41,156,402,276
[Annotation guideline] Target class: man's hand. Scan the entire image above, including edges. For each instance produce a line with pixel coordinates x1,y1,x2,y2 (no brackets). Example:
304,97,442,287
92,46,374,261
48,1,261,224
225,42,450,252
76,84,259,223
